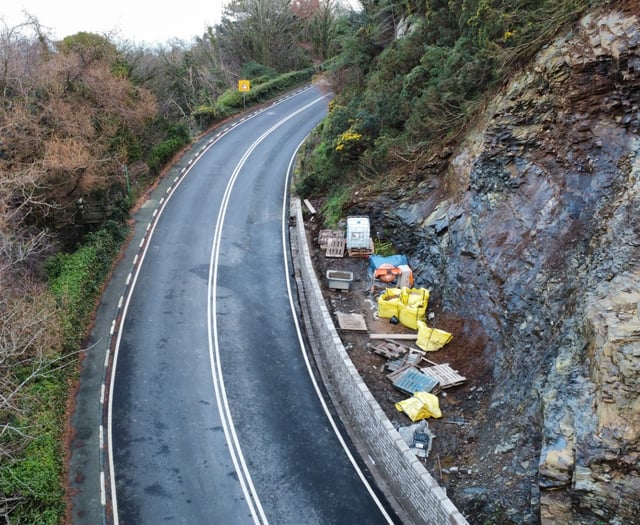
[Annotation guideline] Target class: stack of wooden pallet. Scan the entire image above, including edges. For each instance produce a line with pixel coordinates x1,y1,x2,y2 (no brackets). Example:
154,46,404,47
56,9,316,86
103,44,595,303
318,229,345,258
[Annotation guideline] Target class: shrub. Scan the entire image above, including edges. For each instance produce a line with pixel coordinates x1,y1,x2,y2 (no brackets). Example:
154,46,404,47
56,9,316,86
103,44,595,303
214,68,315,116
241,61,277,80
47,221,128,346
147,123,191,175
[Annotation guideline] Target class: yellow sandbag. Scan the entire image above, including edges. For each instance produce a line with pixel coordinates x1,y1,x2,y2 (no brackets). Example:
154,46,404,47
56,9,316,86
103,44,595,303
397,287,429,330
401,287,429,310
416,320,453,352
395,391,442,421
377,288,402,319
398,305,422,330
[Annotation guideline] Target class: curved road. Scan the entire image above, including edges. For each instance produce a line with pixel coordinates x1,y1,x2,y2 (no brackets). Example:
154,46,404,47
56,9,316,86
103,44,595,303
84,87,397,524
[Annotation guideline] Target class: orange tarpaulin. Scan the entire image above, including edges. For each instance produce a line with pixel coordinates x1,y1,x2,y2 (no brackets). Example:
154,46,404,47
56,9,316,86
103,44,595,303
374,263,402,283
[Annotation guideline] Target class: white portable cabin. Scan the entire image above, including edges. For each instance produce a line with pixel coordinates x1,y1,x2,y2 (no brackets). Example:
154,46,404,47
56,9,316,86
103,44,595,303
346,216,370,250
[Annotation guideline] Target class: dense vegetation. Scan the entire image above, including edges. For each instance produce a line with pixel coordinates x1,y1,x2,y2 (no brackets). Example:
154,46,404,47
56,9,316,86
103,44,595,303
0,0,605,521
295,0,605,222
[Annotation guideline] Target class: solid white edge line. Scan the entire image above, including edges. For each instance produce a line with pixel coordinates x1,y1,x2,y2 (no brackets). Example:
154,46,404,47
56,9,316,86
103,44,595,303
281,140,395,524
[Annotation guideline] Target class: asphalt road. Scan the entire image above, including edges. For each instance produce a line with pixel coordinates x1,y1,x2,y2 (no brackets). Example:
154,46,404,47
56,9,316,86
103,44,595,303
69,86,396,524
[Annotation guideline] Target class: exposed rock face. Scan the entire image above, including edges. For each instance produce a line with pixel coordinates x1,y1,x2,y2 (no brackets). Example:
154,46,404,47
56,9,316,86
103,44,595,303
358,5,640,523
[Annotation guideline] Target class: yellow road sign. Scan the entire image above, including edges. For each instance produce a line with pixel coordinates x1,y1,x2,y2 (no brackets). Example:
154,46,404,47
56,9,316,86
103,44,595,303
238,79,251,92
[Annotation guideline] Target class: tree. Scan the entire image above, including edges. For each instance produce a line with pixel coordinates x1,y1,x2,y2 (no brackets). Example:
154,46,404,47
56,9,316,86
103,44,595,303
1,25,158,230
125,33,231,124
217,0,308,72
297,0,339,61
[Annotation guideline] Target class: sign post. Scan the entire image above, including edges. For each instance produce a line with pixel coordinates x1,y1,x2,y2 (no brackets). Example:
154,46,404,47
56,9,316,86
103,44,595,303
238,79,250,111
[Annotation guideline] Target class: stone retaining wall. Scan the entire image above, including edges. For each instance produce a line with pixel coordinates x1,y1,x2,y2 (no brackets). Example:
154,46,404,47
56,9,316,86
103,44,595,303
291,198,468,525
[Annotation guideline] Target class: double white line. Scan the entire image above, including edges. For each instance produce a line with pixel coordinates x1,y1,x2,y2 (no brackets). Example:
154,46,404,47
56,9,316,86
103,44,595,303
207,95,329,524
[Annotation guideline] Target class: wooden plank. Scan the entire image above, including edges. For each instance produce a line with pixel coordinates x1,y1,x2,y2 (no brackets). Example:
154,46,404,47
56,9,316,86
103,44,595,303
303,198,316,214
336,312,368,331
369,333,418,340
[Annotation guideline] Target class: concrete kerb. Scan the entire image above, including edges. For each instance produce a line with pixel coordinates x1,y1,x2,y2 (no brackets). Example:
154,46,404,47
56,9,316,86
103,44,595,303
290,197,469,525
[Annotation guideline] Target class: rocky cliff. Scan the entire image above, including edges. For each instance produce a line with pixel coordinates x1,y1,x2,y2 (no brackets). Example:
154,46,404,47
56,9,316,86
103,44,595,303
355,4,639,523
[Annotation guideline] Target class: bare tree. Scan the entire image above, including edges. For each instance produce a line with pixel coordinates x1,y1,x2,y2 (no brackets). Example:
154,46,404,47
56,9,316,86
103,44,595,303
1,24,158,228
122,34,231,126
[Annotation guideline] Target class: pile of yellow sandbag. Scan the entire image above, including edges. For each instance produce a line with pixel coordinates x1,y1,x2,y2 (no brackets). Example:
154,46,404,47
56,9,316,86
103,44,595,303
377,287,429,330
377,287,452,351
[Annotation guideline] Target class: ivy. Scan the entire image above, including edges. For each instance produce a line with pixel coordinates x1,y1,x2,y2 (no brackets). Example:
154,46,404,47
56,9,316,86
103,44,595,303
47,221,128,347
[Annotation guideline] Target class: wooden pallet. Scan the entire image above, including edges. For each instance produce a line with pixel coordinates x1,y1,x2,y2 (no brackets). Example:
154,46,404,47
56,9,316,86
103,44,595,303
325,237,346,258
420,363,466,389
347,238,374,257
318,229,344,250
369,340,410,360
391,347,425,370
